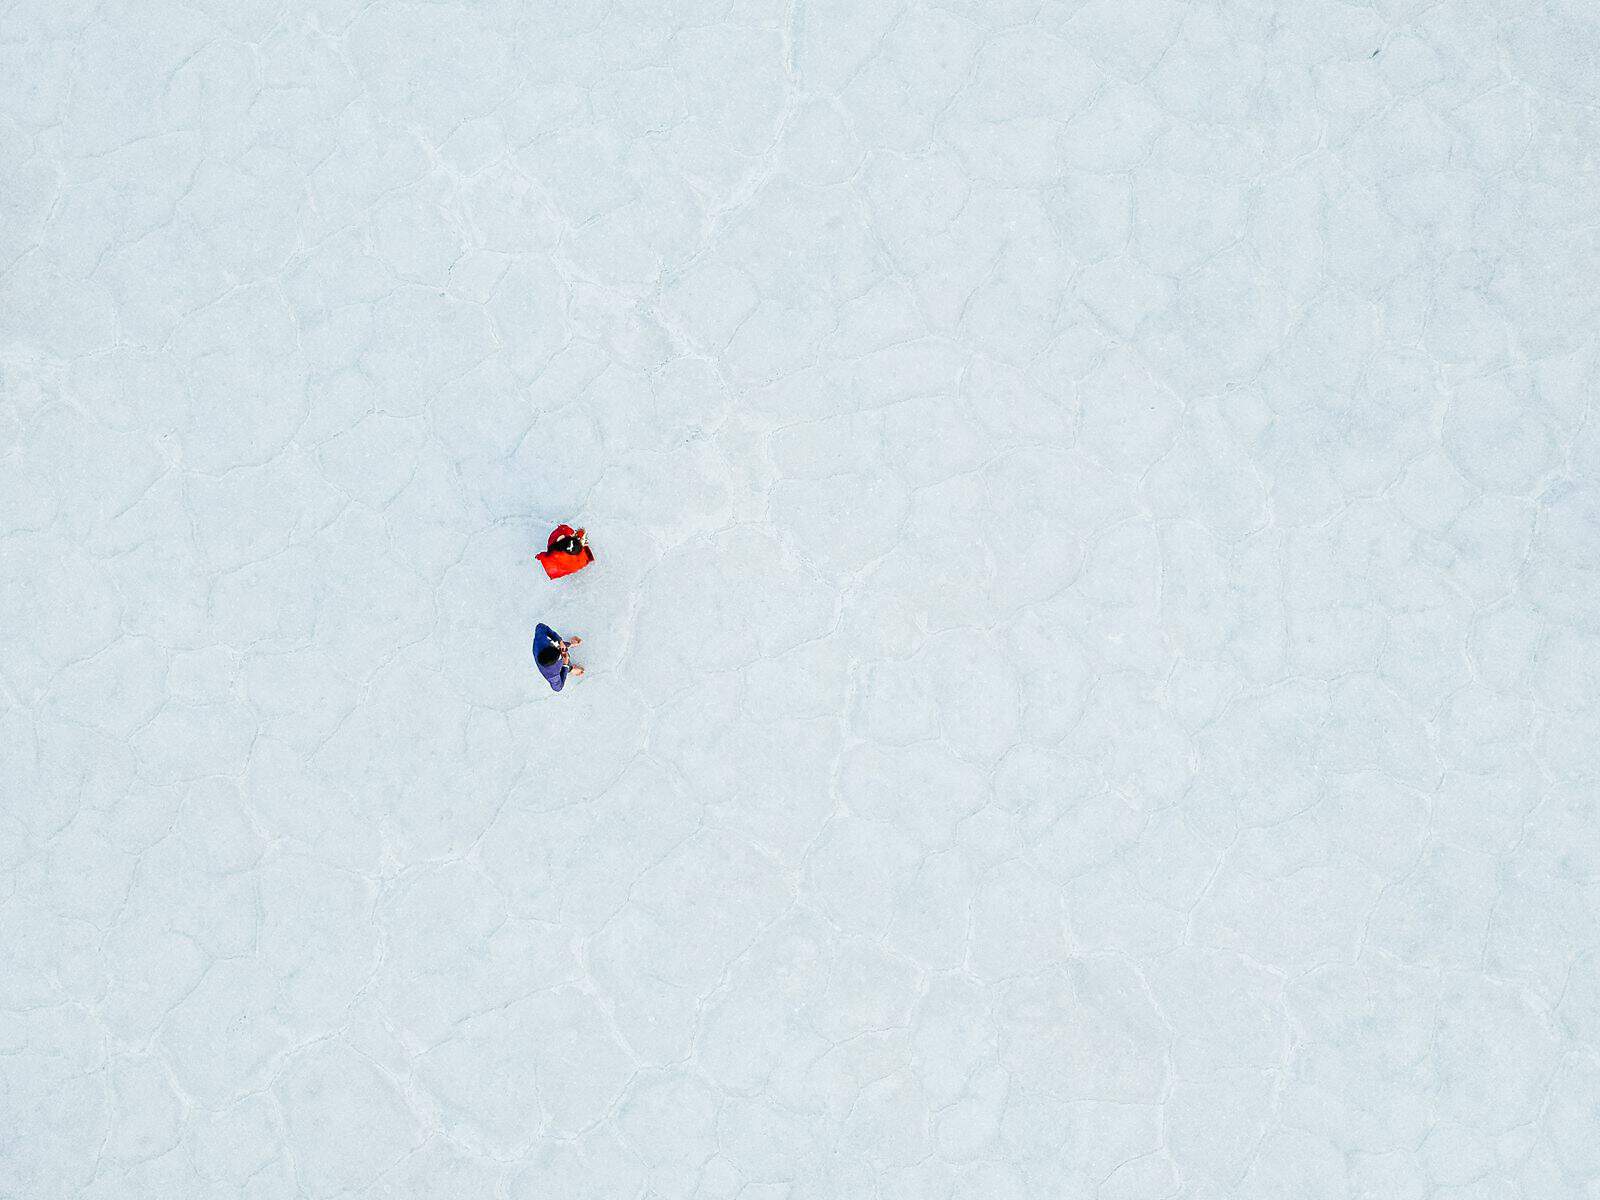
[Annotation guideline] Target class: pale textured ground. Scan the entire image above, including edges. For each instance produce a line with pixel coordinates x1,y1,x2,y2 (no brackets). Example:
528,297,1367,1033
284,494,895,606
3,0,1600,1196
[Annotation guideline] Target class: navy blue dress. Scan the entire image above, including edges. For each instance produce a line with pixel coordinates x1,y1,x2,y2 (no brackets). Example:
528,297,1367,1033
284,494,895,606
533,623,569,692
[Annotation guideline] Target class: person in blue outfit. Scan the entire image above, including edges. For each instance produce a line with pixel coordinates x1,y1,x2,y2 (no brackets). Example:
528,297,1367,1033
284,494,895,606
533,623,583,692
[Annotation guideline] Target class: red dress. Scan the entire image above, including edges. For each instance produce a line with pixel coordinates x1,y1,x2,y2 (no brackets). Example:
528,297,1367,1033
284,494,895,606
536,525,594,580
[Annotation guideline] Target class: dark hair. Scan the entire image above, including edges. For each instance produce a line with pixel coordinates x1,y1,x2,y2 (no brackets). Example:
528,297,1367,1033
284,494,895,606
536,645,562,668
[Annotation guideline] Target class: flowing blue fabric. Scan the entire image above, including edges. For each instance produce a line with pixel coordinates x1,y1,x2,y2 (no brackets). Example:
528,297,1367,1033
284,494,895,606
533,623,568,692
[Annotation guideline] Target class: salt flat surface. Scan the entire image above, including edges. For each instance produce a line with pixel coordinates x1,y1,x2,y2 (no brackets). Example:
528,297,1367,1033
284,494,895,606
3,0,1599,1196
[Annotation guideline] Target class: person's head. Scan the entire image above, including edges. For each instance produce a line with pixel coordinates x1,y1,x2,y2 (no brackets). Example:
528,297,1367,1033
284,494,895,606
536,644,562,668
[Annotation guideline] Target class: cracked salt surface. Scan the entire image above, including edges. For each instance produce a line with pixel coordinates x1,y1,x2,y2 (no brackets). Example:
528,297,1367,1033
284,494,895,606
3,0,1600,1195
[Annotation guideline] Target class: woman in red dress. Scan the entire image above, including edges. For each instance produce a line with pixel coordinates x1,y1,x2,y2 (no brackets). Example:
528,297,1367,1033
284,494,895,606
536,524,594,580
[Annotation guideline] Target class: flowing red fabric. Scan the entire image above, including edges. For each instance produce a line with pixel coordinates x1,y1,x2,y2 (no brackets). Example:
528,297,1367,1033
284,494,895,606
536,525,594,579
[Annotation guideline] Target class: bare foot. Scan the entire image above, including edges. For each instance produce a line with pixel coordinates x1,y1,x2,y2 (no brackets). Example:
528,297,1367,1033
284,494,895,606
571,665,586,677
